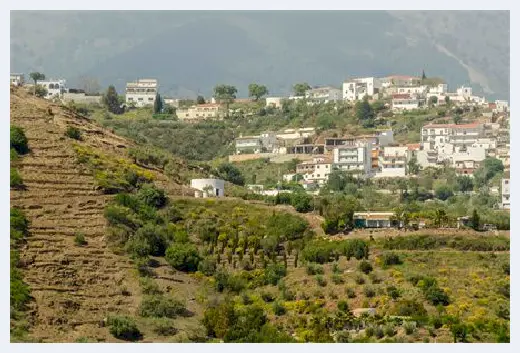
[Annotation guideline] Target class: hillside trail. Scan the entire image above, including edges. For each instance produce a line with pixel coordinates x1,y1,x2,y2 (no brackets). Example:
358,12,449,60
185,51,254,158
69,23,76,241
10,89,198,342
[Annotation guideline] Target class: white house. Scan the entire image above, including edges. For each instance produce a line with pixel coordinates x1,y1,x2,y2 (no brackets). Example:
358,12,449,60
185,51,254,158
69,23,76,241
305,86,342,103
343,77,381,101
380,75,421,88
39,79,67,99
296,156,332,185
377,146,408,178
125,79,158,107
10,73,25,86
392,94,425,111
191,178,225,198
494,100,509,113
429,83,448,95
332,140,373,177
456,86,473,99
177,104,225,121
501,177,510,209
394,86,428,96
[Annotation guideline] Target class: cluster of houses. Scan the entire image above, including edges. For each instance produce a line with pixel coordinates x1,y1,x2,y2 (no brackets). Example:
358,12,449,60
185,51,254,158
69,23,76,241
234,118,510,209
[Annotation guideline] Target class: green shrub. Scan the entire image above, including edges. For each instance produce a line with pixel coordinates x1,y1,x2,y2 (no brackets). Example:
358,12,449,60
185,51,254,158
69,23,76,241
502,263,510,275
165,243,200,272
138,295,187,318
198,256,217,276
386,286,400,300
375,326,384,339
331,274,344,285
151,318,178,336
425,286,450,306
10,148,19,161
369,273,381,284
337,300,349,313
430,316,443,329
332,262,341,274
306,263,324,275
403,321,417,335
355,275,365,285
10,168,23,188
139,277,162,295
264,263,287,285
315,275,327,287
261,292,275,303
365,326,375,338
107,316,141,341
395,299,427,317
382,252,402,266
383,324,396,337
346,287,356,298
65,126,82,140
273,301,286,316
363,286,376,298
74,232,87,246
10,126,29,155
136,184,167,208
358,260,373,274
11,208,29,236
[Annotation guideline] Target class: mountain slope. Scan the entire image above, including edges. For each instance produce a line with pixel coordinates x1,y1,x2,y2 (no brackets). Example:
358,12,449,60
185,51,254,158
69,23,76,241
10,11,509,99
9,88,200,342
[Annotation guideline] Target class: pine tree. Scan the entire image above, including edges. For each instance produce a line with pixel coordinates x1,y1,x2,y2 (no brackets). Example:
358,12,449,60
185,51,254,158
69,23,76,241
153,93,163,114
103,85,122,114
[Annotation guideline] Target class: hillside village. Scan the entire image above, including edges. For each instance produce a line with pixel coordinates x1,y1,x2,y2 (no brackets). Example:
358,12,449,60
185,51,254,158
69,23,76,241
10,70,510,344
11,71,511,211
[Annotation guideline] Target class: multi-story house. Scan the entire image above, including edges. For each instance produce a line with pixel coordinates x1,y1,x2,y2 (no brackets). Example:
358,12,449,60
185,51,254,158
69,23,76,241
421,123,484,151
125,79,158,107
10,73,25,86
392,94,425,111
428,83,448,95
494,100,510,113
305,86,342,103
501,176,510,209
453,159,481,176
39,79,67,99
235,135,263,154
296,156,333,185
176,103,225,121
332,139,373,177
377,146,408,178
343,77,381,101
394,86,428,96
456,86,473,99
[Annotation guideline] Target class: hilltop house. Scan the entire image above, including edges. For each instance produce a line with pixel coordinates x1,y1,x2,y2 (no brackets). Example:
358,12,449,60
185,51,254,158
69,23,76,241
10,73,25,86
305,86,342,103
125,79,158,107
176,103,225,121
39,79,67,99
343,77,381,101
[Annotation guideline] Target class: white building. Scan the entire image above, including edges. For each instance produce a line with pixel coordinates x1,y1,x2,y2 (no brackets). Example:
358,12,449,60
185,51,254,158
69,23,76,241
191,178,225,198
380,75,421,88
343,77,381,101
395,86,428,96
428,83,448,95
377,146,408,178
10,73,25,86
296,156,333,185
494,100,510,113
501,178,510,209
332,140,373,176
176,104,225,121
456,86,473,99
164,98,180,108
39,79,67,99
305,86,342,103
125,79,158,107
421,123,484,152
392,94,425,112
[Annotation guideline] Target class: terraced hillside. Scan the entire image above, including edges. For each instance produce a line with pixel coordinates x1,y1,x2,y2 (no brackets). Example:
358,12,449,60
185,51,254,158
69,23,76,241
9,88,199,342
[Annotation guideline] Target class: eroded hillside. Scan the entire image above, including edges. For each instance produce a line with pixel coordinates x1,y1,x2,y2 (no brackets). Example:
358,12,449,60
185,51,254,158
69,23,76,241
10,88,200,342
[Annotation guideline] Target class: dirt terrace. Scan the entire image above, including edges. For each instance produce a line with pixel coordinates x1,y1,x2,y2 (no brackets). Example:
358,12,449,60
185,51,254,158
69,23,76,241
10,89,198,342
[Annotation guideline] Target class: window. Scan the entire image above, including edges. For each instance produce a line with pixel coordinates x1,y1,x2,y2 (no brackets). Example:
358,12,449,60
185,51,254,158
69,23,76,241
148,97,153,101
138,98,143,101
128,97,134,101
505,180,509,185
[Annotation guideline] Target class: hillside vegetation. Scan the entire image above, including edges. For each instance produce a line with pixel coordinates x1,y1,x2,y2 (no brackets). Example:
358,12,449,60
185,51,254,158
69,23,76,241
10,88,509,343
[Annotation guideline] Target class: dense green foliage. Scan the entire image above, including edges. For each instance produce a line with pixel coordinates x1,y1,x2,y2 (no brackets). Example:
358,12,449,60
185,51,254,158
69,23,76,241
381,234,509,251
65,126,82,140
107,316,142,341
10,126,29,155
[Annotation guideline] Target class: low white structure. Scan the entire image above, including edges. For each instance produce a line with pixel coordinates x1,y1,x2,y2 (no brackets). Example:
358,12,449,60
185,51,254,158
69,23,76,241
190,178,225,198
125,79,158,107
10,73,24,86
177,104,225,121
266,97,283,108
494,100,509,113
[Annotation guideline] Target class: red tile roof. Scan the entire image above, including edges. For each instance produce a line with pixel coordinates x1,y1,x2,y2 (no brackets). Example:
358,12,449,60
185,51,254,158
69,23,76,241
406,143,421,150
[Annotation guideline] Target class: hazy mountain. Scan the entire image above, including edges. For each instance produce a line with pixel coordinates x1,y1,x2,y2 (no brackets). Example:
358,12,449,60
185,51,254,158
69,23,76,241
10,11,509,99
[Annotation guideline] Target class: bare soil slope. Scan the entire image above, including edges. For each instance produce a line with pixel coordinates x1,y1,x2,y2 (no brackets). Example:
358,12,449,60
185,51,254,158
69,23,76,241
10,88,198,342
